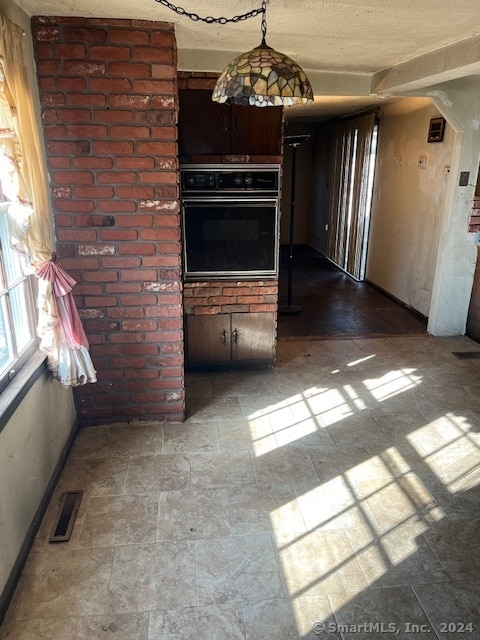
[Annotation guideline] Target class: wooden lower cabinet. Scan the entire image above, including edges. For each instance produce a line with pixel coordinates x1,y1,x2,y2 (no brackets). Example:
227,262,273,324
186,312,275,368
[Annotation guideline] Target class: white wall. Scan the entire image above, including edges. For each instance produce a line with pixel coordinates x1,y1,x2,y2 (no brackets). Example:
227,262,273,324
0,364,76,604
366,98,455,317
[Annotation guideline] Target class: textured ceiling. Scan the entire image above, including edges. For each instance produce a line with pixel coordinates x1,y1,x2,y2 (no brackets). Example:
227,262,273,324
13,0,480,120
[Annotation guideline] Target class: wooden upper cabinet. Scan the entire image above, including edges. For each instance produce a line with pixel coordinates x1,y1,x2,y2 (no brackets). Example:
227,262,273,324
178,90,230,155
178,89,283,157
229,103,283,155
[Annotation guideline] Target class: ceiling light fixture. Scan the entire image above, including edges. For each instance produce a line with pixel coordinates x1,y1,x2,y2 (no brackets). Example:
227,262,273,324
212,1,313,107
155,0,314,107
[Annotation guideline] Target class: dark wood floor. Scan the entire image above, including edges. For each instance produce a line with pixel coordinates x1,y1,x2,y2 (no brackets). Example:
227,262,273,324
277,245,427,339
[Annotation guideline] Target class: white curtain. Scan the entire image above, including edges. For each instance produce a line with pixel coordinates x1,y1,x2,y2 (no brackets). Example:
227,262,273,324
0,14,96,387
327,112,377,281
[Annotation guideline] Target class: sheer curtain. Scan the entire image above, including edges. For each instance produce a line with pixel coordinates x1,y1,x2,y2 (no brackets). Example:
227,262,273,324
327,112,377,281
0,14,96,387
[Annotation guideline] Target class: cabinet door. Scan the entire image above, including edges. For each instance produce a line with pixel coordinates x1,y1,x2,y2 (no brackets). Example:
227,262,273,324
231,105,283,155
178,90,230,156
186,314,231,365
231,312,275,362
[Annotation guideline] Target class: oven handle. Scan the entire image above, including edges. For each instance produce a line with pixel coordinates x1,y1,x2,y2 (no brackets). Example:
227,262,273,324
181,197,279,203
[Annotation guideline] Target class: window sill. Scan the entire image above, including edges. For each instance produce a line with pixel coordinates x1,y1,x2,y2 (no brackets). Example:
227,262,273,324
0,351,48,434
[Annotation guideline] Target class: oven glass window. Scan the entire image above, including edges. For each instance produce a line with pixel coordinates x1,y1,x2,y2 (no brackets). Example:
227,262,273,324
183,201,278,278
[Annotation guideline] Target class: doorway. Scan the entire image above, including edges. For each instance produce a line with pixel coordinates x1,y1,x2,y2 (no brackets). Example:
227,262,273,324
277,244,427,339
326,112,378,281
279,110,427,339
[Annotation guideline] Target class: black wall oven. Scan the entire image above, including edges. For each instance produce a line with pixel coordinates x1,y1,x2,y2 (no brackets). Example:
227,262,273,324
181,165,280,280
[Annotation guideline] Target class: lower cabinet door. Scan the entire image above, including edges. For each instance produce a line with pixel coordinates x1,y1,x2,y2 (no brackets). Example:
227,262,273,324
231,312,275,362
186,314,231,365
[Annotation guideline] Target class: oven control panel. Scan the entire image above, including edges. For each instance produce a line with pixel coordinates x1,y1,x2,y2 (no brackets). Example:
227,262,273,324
181,164,280,195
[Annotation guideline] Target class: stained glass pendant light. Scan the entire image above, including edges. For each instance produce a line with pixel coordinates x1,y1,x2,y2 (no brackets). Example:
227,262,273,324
212,0,313,107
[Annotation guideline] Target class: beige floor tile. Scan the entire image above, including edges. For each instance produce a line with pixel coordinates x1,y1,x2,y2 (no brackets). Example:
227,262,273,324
272,416,334,448
196,534,284,605
285,388,340,423
295,478,377,532
372,411,430,441
326,414,388,444
185,396,243,422
422,520,480,580
421,475,480,521
184,374,214,399
50,456,130,499
0,617,55,640
150,604,244,640
70,423,163,458
345,522,449,588
189,451,256,488
354,475,443,535
8,547,114,620
158,484,305,542
51,612,149,640
107,542,196,613
330,586,438,639
242,596,341,639
418,436,480,485
217,418,277,454
211,370,278,397
79,495,158,546
157,488,233,542
306,442,383,485
237,394,294,424
162,422,219,453
227,484,306,538
413,579,480,639
420,385,480,410
276,528,369,597
124,454,190,493
253,445,320,485
6,334,480,638
362,441,440,479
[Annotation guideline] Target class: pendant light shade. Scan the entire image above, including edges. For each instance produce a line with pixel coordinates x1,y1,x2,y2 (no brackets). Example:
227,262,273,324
212,1,313,107
212,41,313,107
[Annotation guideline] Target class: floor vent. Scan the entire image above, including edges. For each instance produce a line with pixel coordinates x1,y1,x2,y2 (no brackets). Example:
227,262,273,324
452,351,480,359
49,490,83,543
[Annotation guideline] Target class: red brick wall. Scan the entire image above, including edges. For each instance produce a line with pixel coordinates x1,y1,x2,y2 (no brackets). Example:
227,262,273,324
469,197,480,232
184,281,278,315
32,16,184,425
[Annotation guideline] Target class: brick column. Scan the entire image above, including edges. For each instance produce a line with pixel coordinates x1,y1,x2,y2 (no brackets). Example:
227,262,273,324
32,16,184,424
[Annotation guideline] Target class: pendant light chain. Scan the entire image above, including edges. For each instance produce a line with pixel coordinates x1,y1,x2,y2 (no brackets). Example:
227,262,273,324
261,0,268,44
154,0,265,25
157,0,313,107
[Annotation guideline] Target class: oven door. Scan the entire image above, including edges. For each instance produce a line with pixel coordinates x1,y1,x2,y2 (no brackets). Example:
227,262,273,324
182,197,279,280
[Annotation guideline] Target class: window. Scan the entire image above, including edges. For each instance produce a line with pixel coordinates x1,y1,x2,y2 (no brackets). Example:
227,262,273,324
0,17,95,389
0,82,38,393
0,200,37,392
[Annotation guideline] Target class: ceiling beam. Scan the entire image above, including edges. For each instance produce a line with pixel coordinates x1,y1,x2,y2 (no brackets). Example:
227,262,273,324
371,34,480,95
178,48,372,96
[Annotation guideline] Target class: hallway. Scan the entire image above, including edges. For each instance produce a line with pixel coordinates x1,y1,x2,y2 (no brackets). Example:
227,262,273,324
278,245,427,339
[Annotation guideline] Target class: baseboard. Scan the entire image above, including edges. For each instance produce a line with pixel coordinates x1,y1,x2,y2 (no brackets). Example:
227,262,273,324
0,418,80,625
365,279,428,325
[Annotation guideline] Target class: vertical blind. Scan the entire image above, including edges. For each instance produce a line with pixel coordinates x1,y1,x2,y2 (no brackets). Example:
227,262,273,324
327,112,377,281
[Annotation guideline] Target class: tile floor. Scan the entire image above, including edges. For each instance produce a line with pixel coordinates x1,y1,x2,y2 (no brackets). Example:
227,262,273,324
2,334,480,639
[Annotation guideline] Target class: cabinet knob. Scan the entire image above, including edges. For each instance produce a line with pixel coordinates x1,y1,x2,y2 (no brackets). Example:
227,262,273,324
235,116,241,133
233,328,239,344
221,114,228,132
222,329,228,344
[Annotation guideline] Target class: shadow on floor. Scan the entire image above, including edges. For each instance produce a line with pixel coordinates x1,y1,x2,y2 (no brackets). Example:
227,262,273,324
278,245,427,339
